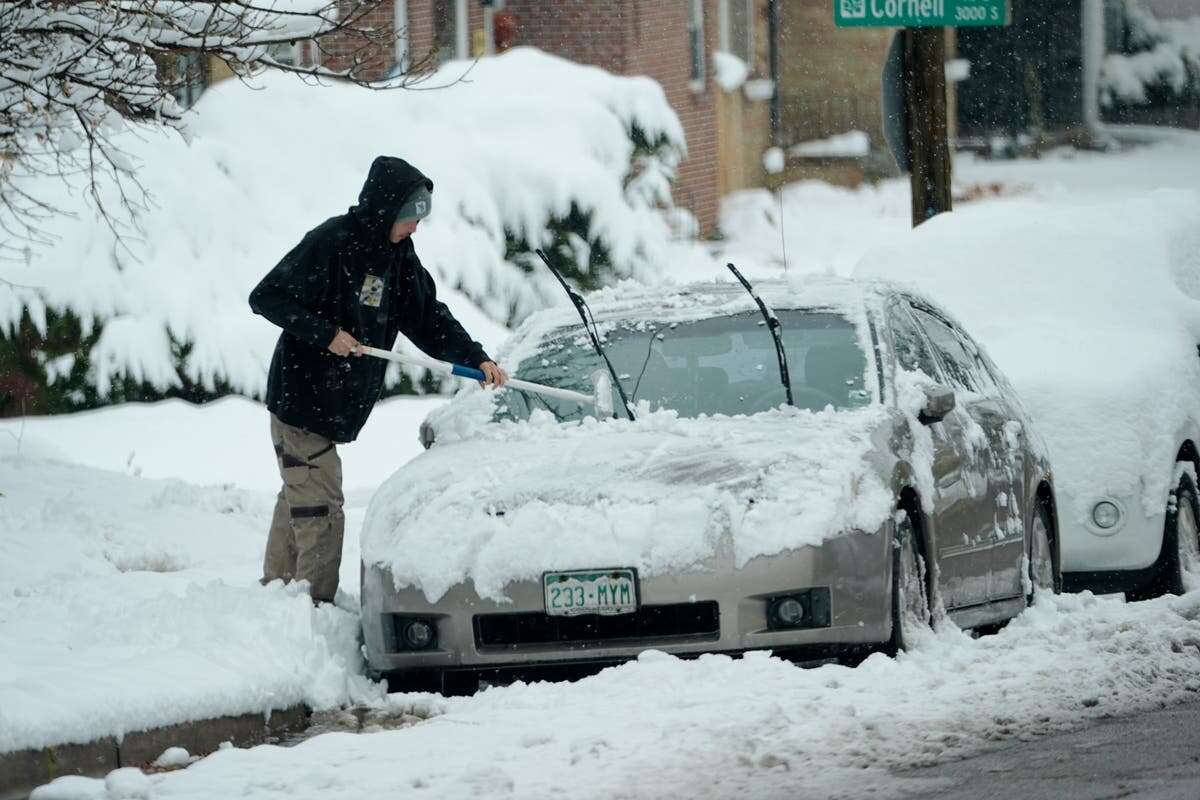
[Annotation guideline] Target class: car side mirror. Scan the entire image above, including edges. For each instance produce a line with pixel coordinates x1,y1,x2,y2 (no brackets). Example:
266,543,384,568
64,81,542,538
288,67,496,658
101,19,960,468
419,420,436,450
919,385,956,425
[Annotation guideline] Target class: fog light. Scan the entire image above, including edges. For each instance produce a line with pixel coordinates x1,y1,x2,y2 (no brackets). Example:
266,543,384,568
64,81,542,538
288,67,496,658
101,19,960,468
1092,501,1121,530
402,619,435,650
769,596,805,628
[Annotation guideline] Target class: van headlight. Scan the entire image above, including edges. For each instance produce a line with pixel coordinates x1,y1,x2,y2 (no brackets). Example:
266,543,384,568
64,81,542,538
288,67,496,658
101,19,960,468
1092,501,1121,530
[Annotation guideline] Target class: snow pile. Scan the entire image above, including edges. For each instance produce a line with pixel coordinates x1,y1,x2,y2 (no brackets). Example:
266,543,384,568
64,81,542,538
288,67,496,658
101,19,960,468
856,190,1200,524
32,591,1200,799
761,146,785,175
0,47,689,401
716,180,911,278
0,394,443,495
362,278,897,602
1102,5,1200,106
713,51,750,92
0,454,384,753
789,130,871,159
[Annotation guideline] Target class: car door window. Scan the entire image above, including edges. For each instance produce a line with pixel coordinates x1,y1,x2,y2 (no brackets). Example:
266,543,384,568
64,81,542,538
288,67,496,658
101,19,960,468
887,300,942,381
909,306,986,393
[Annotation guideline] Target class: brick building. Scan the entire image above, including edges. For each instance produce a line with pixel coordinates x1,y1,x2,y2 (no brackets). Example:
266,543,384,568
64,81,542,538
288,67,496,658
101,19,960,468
311,1,779,237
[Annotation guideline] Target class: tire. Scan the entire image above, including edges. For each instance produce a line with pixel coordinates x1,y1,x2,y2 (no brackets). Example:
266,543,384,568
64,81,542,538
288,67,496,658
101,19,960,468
889,511,932,654
1128,472,1200,601
1165,475,1200,596
1026,498,1060,605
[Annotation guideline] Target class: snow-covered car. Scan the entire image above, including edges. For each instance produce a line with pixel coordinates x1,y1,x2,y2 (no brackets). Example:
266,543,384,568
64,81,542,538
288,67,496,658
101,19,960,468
856,191,1200,600
360,277,1058,693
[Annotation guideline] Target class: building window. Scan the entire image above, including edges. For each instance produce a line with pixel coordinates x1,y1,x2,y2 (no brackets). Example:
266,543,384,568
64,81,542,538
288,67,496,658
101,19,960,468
433,0,470,63
688,0,706,91
394,0,409,72
167,52,207,109
720,0,753,65
266,40,319,69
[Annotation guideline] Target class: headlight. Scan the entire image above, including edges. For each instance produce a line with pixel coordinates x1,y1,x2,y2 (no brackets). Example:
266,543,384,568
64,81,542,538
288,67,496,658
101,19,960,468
1092,501,1121,530
395,617,437,651
769,596,806,628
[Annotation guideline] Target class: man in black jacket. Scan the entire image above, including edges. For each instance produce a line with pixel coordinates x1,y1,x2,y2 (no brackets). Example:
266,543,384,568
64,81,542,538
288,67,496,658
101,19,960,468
249,156,506,603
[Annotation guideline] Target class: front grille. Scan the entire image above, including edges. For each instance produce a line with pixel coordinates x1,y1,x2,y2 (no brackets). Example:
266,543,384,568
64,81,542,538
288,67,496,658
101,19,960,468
474,601,720,649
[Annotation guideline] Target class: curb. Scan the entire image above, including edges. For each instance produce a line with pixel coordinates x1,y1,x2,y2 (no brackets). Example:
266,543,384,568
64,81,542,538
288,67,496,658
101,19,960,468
0,706,309,800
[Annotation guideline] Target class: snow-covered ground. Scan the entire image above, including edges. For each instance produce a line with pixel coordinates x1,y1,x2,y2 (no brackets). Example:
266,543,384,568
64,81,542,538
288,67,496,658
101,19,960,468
710,131,1200,281
0,396,441,753
27,591,1200,799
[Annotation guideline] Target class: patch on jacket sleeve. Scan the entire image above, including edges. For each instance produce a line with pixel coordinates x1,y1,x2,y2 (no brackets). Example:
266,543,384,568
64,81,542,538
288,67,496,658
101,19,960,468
359,274,385,307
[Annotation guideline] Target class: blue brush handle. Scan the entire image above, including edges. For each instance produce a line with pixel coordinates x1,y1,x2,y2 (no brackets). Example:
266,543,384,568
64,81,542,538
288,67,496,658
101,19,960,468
450,363,487,381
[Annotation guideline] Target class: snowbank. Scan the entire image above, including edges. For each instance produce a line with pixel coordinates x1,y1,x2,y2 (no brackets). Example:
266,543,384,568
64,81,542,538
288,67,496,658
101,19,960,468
716,180,911,278
0,47,689,402
0,456,382,753
856,190,1200,524
31,591,1200,799
0,394,444,495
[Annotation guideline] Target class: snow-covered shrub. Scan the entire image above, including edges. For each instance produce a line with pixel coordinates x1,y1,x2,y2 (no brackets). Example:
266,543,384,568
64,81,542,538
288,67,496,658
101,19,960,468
0,48,687,415
1101,3,1200,108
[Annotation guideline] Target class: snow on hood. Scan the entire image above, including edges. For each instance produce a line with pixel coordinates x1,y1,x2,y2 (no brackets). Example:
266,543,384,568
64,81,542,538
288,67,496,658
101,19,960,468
856,190,1200,522
361,404,895,603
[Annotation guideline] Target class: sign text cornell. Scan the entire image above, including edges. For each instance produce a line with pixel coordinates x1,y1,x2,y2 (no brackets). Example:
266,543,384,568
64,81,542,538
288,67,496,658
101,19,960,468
835,0,1009,27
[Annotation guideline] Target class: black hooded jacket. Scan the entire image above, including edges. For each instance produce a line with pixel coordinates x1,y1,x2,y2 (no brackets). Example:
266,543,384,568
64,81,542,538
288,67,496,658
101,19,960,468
249,157,490,443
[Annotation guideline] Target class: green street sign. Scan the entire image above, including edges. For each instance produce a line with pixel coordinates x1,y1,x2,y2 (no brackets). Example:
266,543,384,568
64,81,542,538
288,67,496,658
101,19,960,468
835,0,1009,27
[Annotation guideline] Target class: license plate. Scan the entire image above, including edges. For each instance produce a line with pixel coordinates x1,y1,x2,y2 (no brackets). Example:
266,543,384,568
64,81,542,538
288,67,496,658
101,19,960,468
543,568,638,617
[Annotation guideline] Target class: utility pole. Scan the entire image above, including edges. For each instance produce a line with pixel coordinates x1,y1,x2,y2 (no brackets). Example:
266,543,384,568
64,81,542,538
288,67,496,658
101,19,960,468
904,27,952,227
844,0,1010,227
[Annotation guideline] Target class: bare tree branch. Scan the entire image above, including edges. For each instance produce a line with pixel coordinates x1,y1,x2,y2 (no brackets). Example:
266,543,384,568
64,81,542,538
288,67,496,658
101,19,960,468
0,0,462,263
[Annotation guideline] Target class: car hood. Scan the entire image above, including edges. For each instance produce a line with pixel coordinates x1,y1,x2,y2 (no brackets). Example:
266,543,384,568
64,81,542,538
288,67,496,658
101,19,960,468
361,405,896,603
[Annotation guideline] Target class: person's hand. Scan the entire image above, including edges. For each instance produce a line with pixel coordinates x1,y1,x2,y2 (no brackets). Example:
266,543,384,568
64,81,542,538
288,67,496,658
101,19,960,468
479,361,508,388
328,329,362,357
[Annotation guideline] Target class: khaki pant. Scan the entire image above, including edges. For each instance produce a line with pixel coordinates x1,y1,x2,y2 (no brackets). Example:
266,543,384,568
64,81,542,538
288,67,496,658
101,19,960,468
263,414,345,602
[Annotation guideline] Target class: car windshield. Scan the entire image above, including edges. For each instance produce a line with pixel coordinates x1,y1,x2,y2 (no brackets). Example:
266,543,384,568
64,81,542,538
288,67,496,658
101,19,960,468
495,310,873,422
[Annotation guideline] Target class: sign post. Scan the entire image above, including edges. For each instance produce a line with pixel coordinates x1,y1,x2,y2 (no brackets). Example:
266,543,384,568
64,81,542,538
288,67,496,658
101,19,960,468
836,0,1009,227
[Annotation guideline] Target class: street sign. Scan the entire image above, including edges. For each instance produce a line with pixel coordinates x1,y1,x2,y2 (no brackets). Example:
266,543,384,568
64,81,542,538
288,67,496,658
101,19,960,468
835,0,1009,28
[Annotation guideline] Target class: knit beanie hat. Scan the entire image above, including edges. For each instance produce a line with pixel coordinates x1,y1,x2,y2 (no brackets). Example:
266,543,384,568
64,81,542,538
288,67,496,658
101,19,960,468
395,184,432,225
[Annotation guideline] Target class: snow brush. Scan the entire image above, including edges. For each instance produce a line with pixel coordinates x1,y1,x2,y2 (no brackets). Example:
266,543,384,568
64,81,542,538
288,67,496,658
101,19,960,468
358,345,615,417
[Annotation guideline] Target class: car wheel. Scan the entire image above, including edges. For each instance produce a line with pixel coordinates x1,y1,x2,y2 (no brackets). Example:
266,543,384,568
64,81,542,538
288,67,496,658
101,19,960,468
890,512,932,654
1128,472,1200,601
1167,474,1200,595
1026,499,1059,604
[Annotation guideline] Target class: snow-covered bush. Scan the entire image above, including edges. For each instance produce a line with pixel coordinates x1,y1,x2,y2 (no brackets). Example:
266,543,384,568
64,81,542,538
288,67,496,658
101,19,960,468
0,48,687,415
1101,3,1200,107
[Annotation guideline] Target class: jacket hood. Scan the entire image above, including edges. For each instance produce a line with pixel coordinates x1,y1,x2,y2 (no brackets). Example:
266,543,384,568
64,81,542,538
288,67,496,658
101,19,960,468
350,156,433,239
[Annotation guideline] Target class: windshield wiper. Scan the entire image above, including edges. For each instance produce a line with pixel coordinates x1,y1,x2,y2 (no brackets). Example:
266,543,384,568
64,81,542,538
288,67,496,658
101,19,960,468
726,263,794,407
535,249,635,420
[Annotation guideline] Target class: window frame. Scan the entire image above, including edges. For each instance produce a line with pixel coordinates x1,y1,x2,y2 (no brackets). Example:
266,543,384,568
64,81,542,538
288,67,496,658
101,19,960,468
394,0,409,72
885,297,946,385
688,0,706,93
719,0,754,66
